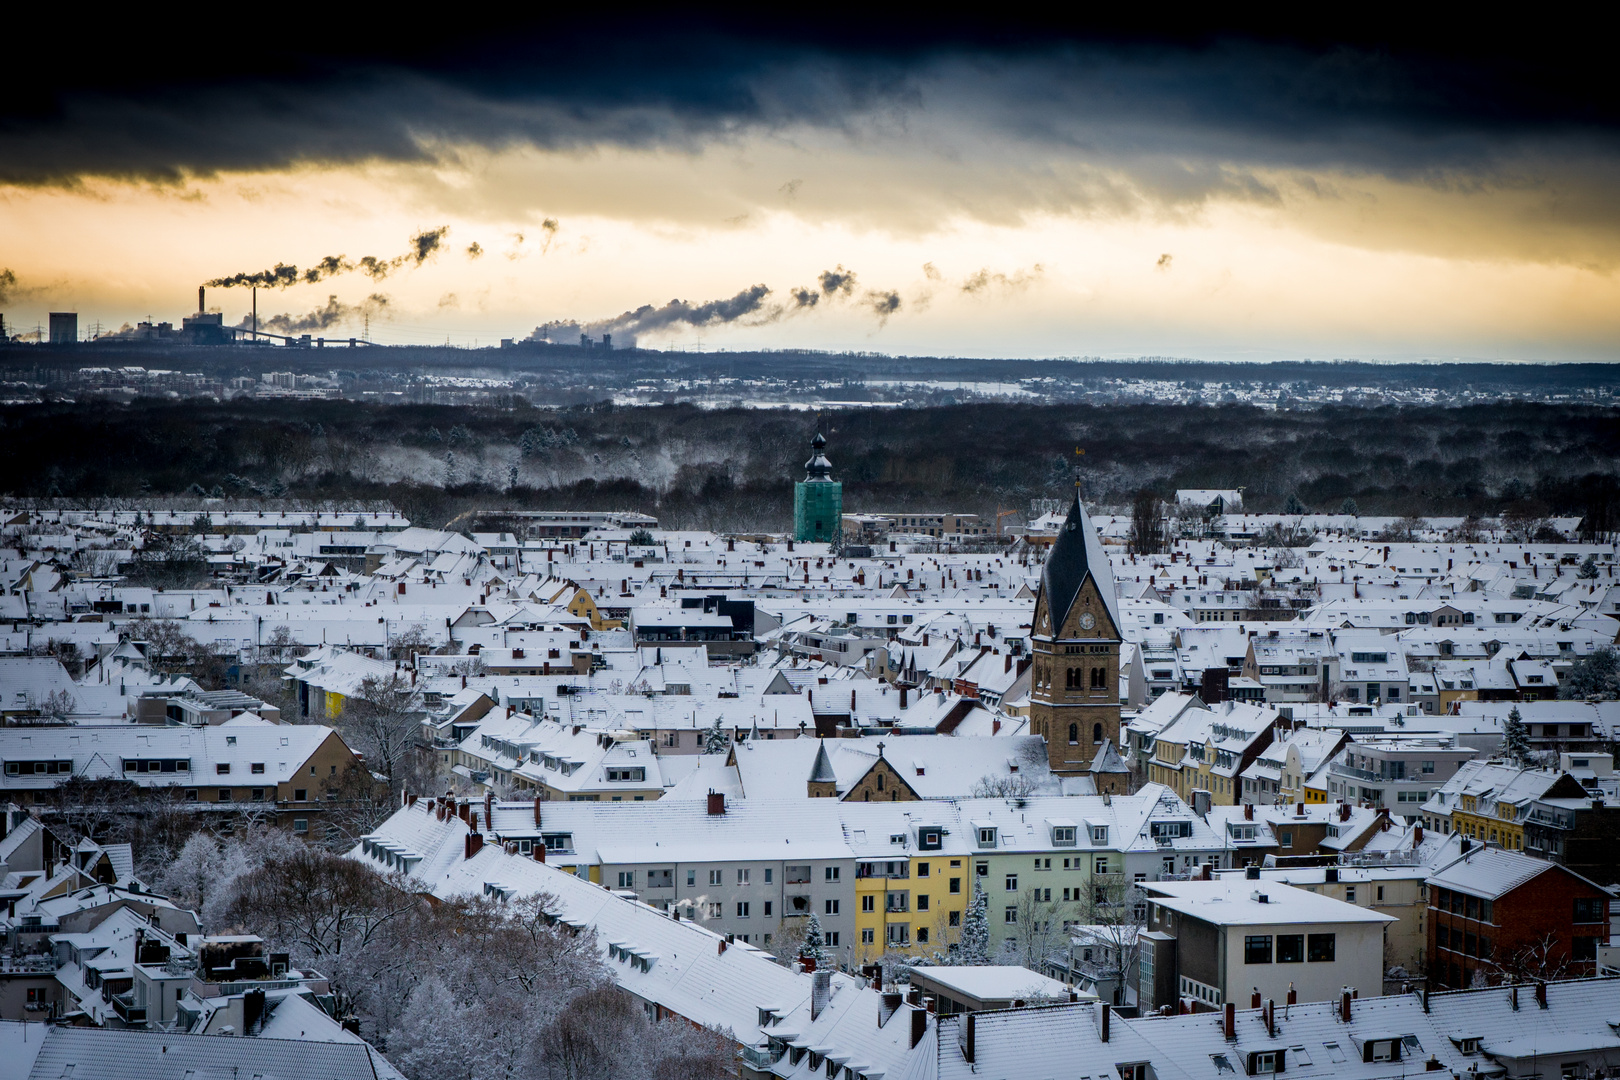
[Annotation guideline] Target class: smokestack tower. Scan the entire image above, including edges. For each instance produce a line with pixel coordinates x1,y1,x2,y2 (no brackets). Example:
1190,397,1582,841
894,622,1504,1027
198,285,206,314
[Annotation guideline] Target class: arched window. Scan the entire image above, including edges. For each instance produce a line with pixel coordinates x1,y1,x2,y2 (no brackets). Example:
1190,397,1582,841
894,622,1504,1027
876,772,884,791
1093,723,1104,744
1091,667,1107,689
1068,723,1079,745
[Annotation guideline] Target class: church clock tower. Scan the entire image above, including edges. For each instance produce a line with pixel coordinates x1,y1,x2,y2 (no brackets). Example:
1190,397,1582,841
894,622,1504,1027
1029,494,1123,778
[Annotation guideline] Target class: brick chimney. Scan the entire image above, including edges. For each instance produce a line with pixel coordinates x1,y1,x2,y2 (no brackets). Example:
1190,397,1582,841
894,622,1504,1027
465,832,483,859
1100,1002,1111,1042
1224,1001,1236,1039
707,791,725,815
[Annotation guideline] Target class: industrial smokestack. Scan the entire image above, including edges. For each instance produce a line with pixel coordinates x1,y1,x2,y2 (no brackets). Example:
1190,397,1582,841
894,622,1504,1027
199,285,205,314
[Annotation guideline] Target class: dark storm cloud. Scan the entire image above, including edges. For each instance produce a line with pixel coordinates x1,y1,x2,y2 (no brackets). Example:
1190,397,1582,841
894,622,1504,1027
3,15,1616,187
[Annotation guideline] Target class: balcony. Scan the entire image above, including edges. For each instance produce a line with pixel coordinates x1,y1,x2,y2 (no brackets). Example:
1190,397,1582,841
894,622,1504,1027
111,992,147,1024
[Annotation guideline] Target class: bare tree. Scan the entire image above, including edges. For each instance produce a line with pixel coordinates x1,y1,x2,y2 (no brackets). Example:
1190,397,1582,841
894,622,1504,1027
339,672,426,795
1127,490,1166,556
971,773,1037,799
1072,871,1145,1005
1008,886,1074,974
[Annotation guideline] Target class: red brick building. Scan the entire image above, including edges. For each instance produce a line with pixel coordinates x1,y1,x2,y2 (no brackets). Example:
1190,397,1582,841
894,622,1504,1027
1426,840,1610,989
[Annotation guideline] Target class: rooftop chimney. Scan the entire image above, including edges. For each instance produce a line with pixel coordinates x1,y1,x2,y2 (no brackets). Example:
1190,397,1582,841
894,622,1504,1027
1224,1001,1236,1040
1535,982,1547,1009
1251,989,1262,1009
707,791,726,816
465,832,483,859
1100,1002,1112,1043
1245,803,1254,820
910,1006,927,1048
1265,999,1276,1038
534,796,542,827
1287,983,1296,1006
811,970,831,1021
1340,988,1352,1023
533,842,546,863
880,991,902,1028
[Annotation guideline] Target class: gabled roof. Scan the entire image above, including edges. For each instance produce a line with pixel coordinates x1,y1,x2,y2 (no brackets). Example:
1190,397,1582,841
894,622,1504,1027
1039,497,1123,637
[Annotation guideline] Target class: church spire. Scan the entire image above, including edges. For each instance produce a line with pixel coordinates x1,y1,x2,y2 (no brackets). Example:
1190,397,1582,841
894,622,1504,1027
804,432,833,482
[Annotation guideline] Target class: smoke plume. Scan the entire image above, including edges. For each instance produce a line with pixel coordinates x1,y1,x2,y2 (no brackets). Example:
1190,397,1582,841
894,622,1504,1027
466,242,484,259
206,228,449,289
234,293,388,334
864,289,901,324
1156,253,1174,270
960,264,1044,293
819,265,857,296
528,283,772,347
0,268,16,304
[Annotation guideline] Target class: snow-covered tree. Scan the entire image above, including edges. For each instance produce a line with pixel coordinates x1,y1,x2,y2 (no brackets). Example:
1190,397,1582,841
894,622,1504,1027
1503,706,1533,766
1560,646,1619,700
957,882,991,965
1340,497,1359,516
1283,494,1307,515
1578,554,1599,579
802,912,829,965
702,718,730,755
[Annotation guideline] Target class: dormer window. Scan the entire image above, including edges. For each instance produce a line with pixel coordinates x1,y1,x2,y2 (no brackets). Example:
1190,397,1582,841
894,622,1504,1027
977,826,997,847
1052,826,1077,846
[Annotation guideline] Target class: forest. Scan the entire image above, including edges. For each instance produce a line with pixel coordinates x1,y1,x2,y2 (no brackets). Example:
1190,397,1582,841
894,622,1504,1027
2,397,1616,533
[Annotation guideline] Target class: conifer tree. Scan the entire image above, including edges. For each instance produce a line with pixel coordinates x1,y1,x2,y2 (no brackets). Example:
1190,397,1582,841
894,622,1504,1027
802,913,829,964
958,882,991,965
1503,706,1532,766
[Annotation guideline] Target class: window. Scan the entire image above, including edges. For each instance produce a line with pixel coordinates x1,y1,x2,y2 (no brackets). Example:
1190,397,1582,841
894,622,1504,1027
1094,723,1104,743
737,868,750,885
1345,886,1356,904
618,871,635,888
293,818,308,833
978,827,997,846
917,927,929,943
1245,935,1273,964
1307,933,1336,962
1118,1064,1149,1080
1574,898,1606,923
294,788,306,801
1323,1043,1345,1064
1087,825,1105,843
216,763,231,774
706,903,722,919
862,895,875,912
736,902,750,918
916,894,929,911
917,861,930,877
1276,934,1303,963
861,928,875,944
687,869,696,886
949,877,961,894
1005,874,1018,892
1094,856,1109,874
949,910,961,927
251,762,265,774
1251,1051,1278,1074
1005,906,1017,923
1279,829,1292,848
1068,723,1079,744
709,870,722,886
250,788,265,801
823,898,840,915
1573,936,1598,961
217,788,230,802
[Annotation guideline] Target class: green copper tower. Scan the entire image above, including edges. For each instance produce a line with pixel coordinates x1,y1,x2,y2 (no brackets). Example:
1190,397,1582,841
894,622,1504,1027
793,432,842,544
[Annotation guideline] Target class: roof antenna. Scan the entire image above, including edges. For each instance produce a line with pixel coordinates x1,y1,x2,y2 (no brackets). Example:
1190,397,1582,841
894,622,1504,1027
1073,447,1086,502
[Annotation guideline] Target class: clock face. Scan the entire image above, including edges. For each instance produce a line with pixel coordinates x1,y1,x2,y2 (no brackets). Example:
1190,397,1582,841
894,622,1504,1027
1079,613,1096,630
